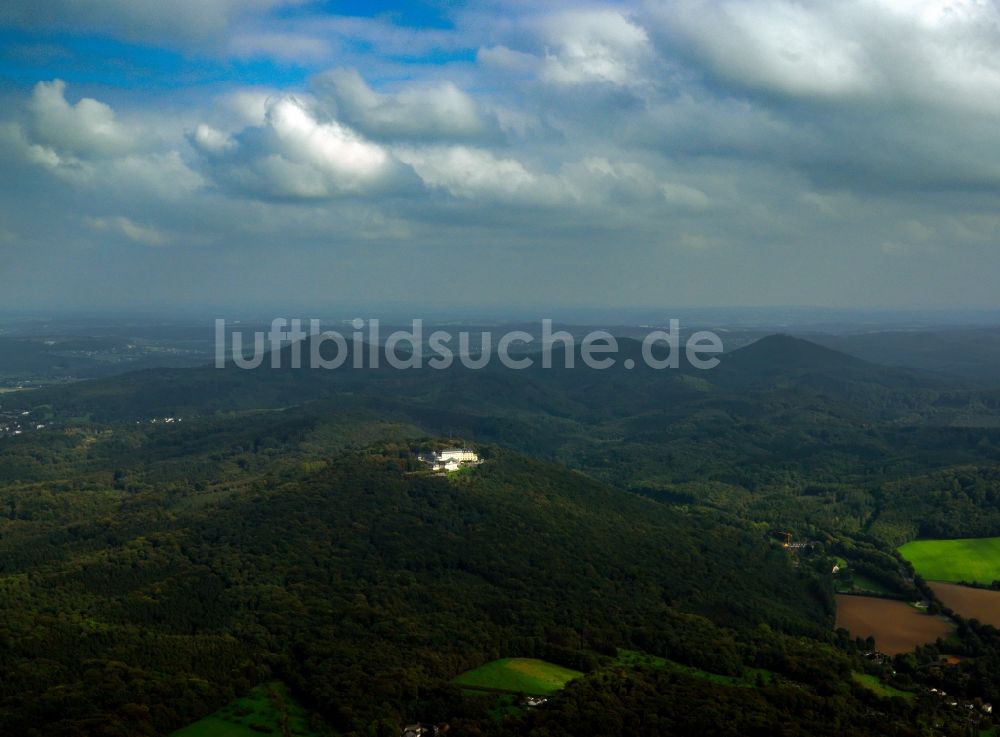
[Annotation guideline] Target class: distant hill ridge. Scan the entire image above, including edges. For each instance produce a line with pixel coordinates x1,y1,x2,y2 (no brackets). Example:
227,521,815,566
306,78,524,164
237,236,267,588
723,333,869,372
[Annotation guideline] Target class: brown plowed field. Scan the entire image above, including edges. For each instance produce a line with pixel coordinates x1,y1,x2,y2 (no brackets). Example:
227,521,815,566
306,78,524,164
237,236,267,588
835,594,953,655
929,582,1000,626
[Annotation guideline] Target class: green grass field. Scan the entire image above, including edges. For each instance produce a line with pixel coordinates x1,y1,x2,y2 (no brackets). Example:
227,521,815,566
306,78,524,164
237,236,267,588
898,537,1000,584
169,682,316,737
452,658,582,695
616,649,773,688
849,573,893,594
851,673,915,701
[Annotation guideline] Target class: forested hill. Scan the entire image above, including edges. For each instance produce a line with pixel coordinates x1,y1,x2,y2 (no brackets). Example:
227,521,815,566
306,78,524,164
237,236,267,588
3,333,1000,734
0,332,955,423
713,333,952,393
0,446,833,735
6,333,998,495
724,333,870,372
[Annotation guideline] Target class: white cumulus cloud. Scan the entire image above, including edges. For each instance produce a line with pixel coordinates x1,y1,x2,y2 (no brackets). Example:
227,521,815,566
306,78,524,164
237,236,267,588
191,95,399,199
27,79,135,158
537,10,652,87
649,0,1000,110
316,68,492,141
396,145,550,201
7,82,203,201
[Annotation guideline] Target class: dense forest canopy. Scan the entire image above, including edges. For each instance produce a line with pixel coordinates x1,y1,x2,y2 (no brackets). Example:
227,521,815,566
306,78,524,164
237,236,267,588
2,334,1000,735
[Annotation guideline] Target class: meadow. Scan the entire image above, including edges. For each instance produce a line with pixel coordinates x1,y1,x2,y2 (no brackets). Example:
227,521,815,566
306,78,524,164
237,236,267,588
834,570,894,595
851,673,915,701
615,649,773,688
452,659,582,695
169,682,316,737
899,537,1000,584
835,595,953,655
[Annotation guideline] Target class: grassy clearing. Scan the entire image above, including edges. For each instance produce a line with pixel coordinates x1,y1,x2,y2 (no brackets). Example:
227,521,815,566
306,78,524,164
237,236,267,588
852,672,915,701
835,572,893,595
899,537,1000,584
616,650,773,688
453,658,582,695
850,573,893,594
169,682,316,737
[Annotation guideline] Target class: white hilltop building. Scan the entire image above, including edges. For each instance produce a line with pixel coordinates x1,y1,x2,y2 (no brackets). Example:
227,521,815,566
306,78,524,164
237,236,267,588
419,448,481,472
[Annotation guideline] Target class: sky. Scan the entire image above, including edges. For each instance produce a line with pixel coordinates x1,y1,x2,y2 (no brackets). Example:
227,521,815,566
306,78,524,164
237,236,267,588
1,0,999,313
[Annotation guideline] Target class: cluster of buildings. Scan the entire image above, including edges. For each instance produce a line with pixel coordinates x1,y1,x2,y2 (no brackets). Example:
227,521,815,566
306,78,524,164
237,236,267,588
859,654,993,715
928,688,992,714
419,448,481,472
401,724,446,737
0,409,44,438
